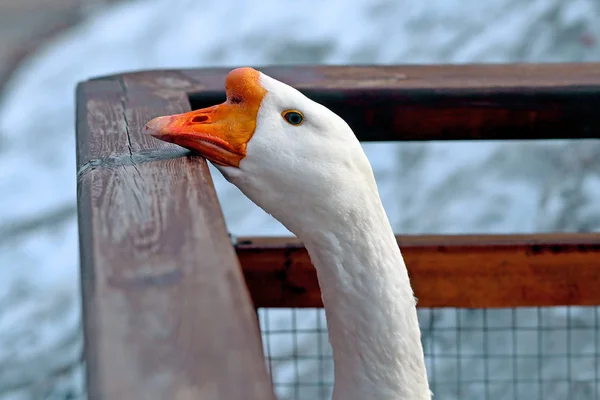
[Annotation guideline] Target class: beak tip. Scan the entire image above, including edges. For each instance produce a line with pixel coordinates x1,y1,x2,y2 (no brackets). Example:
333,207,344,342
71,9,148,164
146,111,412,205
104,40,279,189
145,116,173,139
144,124,156,137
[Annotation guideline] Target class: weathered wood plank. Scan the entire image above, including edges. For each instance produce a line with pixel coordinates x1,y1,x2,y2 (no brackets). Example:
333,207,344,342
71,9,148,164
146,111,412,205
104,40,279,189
182,63,600,141
76,74,275,400
180,63,600,90
76,79,130,168
235,234,600,309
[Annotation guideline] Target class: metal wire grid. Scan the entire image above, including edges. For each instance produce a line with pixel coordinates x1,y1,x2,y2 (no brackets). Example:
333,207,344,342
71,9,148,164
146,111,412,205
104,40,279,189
258,307,600,400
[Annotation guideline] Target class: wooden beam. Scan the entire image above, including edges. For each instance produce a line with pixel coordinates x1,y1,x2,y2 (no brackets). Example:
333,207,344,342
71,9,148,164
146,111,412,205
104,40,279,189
182,63,600,141
76,72,275,400
235,234,600,309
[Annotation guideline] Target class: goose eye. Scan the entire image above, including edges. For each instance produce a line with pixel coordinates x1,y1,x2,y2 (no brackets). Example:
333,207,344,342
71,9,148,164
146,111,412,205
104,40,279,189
282,110,304,126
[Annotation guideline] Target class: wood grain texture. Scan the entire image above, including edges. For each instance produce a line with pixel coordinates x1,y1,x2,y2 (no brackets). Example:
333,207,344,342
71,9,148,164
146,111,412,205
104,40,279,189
181,63,600,89
76,72,275,400
235,234,600,309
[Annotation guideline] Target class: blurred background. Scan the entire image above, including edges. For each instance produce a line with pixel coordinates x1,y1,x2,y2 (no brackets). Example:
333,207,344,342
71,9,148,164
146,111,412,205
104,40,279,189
1,0,600,399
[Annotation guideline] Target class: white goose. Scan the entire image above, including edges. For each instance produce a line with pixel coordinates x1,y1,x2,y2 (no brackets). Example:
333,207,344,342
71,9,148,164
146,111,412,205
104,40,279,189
146,67,431,400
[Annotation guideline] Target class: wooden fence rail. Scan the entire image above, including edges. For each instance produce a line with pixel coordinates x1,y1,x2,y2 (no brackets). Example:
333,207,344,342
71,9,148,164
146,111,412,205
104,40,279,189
76,72,276,400
76,63,600,399
236,234,600,309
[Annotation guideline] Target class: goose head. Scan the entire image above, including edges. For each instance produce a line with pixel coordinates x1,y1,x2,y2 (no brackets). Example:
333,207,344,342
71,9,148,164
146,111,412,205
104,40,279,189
146,67,377,237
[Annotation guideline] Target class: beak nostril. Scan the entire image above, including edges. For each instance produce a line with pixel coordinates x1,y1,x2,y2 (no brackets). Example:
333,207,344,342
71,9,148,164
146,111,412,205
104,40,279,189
191,115,209,123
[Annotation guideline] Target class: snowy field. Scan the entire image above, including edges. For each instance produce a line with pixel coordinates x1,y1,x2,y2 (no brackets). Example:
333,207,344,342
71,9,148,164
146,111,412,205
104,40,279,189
1,0,600,399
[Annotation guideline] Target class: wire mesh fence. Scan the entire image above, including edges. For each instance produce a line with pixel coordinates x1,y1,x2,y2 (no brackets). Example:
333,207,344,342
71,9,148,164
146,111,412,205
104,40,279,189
258,306,600,400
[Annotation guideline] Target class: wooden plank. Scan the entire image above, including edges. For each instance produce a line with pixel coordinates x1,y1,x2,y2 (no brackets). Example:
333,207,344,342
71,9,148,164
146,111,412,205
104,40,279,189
235,234,600,309
77,71,208,168
76,78,129,167
76,73,275,400
181,63,600,141
181,63,600,90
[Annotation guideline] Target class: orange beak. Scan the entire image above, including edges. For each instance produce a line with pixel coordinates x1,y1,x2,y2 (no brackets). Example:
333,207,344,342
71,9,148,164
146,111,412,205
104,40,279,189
145,67,267,167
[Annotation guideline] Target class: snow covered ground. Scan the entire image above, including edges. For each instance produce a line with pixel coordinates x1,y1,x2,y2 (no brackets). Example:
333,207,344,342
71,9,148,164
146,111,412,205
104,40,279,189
1,0,599,399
